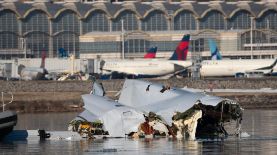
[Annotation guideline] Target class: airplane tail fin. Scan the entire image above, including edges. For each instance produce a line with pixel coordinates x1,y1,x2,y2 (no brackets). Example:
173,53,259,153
169,34,190,60
208,39,222,60
144,47,157,59
58,48,68,58
40,51,46,69
90,82,105,96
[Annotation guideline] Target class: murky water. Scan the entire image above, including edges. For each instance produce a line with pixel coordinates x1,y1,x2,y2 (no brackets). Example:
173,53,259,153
1,110,277,154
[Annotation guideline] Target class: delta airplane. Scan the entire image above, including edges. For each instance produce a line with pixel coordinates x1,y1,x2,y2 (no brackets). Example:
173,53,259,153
201,59,277,77
201,39,277,77
100,34,192,78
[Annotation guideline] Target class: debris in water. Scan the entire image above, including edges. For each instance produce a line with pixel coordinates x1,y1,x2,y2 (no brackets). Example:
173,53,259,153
69,80,243,140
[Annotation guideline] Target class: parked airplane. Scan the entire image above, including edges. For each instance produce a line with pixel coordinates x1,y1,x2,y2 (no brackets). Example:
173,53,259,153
208,39,222,60
144,47,157,59
19,52,48,80
100,34,192,78
200,59,277,77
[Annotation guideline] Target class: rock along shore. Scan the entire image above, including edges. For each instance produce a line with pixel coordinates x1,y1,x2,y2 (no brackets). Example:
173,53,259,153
1,77,277,113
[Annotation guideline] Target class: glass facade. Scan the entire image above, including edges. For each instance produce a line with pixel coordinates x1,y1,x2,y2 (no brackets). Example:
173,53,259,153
52,10,80,57
141,10,168,31
125,39,148,53
256,10,277,31
21,10,50,58
150,41,178,52
25,32,49,58
80,42,120,53
112,10,138,31
190,38,205,52
83,10,109,33
199,10,225,30
228,10,251,30
0,32,18,49
53,32,79,57
174,10,196,30
0,10,18,50
0,10,18,33
22,10,49,33
53,10,80,34
241,30,267,50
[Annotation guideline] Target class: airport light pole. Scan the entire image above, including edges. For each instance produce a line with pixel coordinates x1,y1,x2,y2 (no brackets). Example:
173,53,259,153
250,17,254,59
121,19,125,60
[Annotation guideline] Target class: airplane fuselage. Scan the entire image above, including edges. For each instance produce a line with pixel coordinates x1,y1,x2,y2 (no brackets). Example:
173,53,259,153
101,59,192,77
21,67,47,80
200,59,277,77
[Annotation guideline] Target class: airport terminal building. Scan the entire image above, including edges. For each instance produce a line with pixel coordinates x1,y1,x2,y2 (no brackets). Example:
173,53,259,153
1,0,277,60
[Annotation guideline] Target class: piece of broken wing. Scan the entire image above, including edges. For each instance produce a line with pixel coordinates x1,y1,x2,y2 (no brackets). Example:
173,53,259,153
81,94,145,137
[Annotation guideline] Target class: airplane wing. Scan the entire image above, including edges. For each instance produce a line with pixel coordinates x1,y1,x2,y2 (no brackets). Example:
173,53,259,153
81,94,145,137
170,61,192,69
256,59,277,70
101,68,139,76
244,59,277,75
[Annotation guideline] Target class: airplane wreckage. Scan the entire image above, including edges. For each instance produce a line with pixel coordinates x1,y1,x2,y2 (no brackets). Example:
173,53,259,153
68,80,243,140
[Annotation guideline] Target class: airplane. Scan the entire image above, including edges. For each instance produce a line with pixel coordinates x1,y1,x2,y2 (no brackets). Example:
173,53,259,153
208,39,222,60
200,59,277,77
143,47,157,59
69,79,243,140
19,52,48,80
100,34,192,79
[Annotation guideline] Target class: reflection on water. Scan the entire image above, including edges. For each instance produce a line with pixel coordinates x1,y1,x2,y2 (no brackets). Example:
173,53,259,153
1,110,277,154
15,112,79,131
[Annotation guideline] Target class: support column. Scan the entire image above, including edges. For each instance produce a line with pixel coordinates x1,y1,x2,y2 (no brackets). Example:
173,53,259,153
196,18,200,31
79,18,83,35
167,18,171,31
224,17,228,30
49,19,54,58
18,19,23,53
109,18,112,32
18,19,22,38
138,18,142,31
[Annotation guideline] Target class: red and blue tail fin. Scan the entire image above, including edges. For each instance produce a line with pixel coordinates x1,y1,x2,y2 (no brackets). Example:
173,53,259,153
144,46,157,59
169,34,190,60
40,51,46,69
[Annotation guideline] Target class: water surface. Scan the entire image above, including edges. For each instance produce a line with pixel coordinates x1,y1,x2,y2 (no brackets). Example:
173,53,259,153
0,110,276,154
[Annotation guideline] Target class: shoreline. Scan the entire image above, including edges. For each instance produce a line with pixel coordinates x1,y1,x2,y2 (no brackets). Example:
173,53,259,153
1,79,277,113
4,91,277,113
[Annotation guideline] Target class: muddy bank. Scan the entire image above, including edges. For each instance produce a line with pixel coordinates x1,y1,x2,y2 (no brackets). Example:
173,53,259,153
3,91,277,113
1,77,277,92
212,92,277,109
1,78,277,113
4,92,84,113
